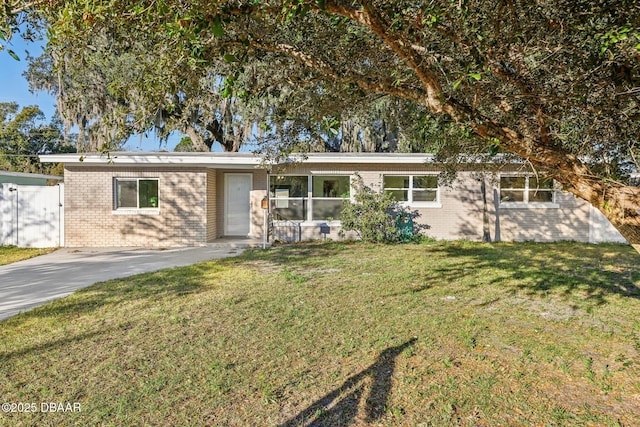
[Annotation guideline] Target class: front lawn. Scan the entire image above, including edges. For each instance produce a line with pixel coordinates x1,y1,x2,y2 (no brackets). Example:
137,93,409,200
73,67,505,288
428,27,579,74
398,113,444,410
0,246,55,266
0,241,639,426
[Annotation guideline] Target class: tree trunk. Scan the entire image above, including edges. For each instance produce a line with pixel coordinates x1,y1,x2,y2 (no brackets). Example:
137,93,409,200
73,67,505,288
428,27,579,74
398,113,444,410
566,177,640,252
321,2,640,254
594,187,640,253
183,127,210,152
465,107,640,252
494,128,640,251
615,223,640,253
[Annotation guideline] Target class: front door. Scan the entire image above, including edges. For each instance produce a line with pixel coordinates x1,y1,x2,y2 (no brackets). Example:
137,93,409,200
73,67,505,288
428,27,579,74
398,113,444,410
224,173,252,236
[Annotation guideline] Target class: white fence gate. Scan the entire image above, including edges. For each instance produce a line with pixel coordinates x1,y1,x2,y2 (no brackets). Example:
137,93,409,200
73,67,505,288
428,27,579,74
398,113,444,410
0,183,64,248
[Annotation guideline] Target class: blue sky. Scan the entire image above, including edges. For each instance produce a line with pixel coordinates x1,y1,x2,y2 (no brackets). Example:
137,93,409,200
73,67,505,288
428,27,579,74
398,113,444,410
0,37,181,151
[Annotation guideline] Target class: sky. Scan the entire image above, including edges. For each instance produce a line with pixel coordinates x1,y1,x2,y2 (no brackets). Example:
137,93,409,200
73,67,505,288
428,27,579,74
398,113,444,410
0,36,182,152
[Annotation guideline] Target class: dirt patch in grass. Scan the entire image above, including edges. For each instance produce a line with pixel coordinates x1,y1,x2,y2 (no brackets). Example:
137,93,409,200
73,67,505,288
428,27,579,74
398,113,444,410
243,259,283,274
0,241,639,426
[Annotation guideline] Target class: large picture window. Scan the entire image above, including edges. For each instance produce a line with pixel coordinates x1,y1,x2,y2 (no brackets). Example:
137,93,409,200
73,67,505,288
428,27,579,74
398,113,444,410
383,175,439,205
311,176,350,220
269,175,350,221
115,178,159,209
500,175,554,204
269,175,308,220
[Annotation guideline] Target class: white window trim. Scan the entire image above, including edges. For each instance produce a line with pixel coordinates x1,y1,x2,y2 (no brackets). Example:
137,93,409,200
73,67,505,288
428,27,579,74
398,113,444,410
499,174,559,209
112,178,160,214
269,174,351,223
383,174,442,208
112,209,161,215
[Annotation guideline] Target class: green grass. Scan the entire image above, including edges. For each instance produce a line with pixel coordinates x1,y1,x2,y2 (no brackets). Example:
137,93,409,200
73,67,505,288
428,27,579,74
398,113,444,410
1,241,639,426
0,246,55,266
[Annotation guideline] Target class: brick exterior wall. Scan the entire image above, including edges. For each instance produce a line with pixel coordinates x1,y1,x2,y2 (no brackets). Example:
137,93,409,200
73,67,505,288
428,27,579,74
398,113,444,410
495,190,590,242
267,163,592,243
206,170,217,241
64,166,210,247
63,162,595,247
251,170,269,239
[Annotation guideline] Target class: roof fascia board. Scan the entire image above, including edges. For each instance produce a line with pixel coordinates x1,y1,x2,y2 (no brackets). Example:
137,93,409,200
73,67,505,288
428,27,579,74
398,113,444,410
39,153,262,168
40,152,515,166
0,170,63,180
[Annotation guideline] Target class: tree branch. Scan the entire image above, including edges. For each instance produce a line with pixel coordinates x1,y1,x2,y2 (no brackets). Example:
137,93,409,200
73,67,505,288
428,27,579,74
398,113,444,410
249,40,425,103
323,1,444,112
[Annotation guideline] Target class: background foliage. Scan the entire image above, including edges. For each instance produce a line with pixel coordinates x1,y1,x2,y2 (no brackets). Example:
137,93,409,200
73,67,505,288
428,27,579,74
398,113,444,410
0,102,75,174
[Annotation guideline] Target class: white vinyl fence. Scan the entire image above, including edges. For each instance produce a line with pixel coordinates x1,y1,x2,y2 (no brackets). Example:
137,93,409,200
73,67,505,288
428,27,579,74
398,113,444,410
0,183,64,248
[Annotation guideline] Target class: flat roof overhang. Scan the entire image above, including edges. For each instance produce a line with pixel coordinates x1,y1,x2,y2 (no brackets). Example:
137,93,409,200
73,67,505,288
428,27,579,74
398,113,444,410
0,170,63,180
39,152,444,168
40,152,263,169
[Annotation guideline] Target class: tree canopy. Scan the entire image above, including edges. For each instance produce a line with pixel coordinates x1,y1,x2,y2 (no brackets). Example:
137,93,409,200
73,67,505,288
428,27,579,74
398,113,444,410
24,32,259,152
1,0,639,249
0,102,75,174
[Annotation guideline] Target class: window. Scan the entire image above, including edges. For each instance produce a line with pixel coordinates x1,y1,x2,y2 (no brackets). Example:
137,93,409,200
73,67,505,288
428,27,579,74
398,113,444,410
115,178,159,209
311,176,350,220
270,175,308,220
383,175,439,205
269,175,350,221
500,175,554,204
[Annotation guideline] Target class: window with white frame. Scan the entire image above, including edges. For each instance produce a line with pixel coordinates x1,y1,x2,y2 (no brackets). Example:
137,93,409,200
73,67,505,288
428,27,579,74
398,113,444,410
270,175,308,220
383,175,439,205
500,175,554,204
269,175,350,221
311,176,350,220
115,178,159,209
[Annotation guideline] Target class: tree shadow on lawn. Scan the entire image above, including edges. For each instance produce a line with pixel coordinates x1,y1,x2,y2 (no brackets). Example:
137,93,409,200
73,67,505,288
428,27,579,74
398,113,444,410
0,328,110,363
279,338,417,427
427,242,640,306
249,241,640,306
6,243,349,324
245,241,351,265
6,261,223,323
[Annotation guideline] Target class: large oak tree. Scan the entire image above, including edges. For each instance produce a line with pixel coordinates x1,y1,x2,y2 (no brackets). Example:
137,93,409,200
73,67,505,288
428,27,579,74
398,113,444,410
2,0,639,250
25,33,255,152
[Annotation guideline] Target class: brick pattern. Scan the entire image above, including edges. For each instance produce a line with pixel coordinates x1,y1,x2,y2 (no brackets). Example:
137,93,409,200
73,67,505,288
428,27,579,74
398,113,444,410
65,163,593,247
266,163,592,243
495,191,590,242
251,170,268,238
206,170,217,241
64,166,208,247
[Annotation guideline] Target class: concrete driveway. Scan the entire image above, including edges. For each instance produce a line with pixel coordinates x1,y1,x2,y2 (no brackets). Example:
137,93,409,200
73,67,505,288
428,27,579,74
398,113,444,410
0,240,261,321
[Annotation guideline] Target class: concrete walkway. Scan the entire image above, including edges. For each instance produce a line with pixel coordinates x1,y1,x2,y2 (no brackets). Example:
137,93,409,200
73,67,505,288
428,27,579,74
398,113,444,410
0,239,263,321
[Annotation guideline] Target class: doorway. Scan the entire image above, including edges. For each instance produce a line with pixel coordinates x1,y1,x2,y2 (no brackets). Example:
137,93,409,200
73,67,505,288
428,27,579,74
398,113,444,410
224,173,252,236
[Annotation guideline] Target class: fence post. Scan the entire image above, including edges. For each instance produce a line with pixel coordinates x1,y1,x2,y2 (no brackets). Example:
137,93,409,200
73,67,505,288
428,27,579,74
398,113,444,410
8,186,18,246
58,183,64,247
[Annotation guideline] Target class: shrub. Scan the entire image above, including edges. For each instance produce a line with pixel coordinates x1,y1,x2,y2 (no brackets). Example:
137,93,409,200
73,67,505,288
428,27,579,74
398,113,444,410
339,176,402,243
